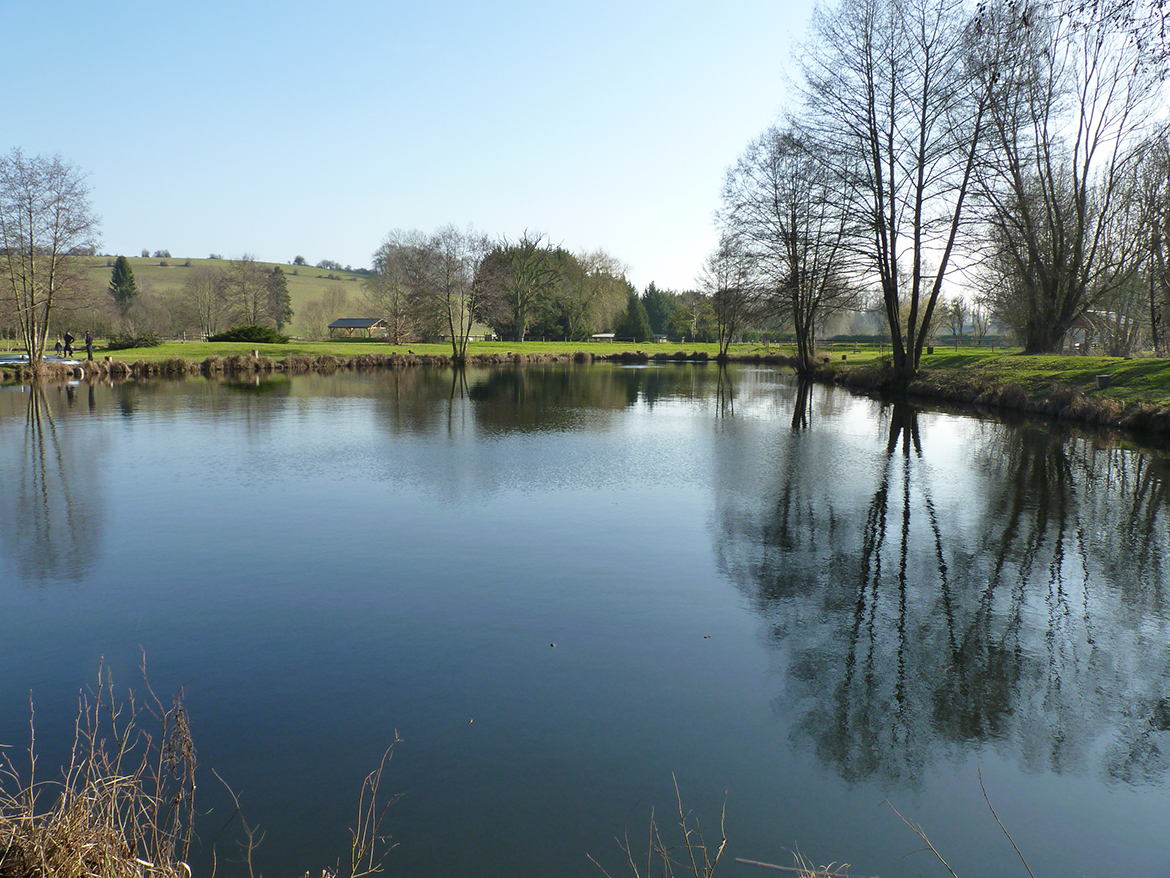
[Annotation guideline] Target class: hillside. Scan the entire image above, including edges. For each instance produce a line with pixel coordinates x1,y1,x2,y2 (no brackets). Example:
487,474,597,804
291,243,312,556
81,255,371,333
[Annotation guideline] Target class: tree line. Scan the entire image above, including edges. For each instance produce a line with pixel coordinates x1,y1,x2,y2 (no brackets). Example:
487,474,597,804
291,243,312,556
6,0,1164,370
362,226,723,359
709,0,1169,374
0,148,714,363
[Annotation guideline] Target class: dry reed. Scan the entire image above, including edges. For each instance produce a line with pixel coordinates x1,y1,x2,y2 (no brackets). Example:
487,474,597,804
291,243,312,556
0,657,195,878
1,660,400,878
589,776,726,878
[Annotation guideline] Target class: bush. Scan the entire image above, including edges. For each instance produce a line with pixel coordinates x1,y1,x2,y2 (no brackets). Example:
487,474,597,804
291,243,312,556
315,354,341,371
107,331,162,350
207,325,290,344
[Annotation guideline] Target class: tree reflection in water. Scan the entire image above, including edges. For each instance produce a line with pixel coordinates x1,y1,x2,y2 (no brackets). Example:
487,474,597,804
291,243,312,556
716,364,735,419
715,397,1170,788
0,384,104,584
791,377,813,431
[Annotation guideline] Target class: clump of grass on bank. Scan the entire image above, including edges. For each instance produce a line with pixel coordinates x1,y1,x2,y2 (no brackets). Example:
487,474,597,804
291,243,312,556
0,660,399,878
0,661,195,878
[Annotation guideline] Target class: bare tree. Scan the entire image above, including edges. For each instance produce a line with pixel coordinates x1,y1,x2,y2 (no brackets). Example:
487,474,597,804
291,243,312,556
940,295,968,346
971,0,1164,351
181,266,227,339
398,225,490,361
800,0,993,378
0,150,99,365
366,233,416,344
1093,274,1148,355
720,127,856,372
700,234,759,358
970,296,993,344
1071,0,1170,68
222,254,269,327
300,285,349,338
1135,133,1170,352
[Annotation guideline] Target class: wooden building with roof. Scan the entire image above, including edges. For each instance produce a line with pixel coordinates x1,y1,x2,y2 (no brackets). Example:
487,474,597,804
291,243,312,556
328,318,388,338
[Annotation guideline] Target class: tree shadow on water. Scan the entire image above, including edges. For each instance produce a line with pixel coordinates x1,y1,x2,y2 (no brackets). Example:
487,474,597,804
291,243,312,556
714,399,1170,786
0,384,104,585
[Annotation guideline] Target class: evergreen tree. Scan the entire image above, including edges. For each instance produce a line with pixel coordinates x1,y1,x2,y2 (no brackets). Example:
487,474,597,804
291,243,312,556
267,265,294,331
641,282,672,336
615,287,652,341
108,255,139,317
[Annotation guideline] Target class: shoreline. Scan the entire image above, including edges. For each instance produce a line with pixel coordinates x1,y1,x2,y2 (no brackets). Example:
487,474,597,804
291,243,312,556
810,357,1170,438
5,347,1170,439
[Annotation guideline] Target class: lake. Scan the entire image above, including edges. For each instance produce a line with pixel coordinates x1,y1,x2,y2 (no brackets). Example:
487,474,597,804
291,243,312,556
2,363,1169,877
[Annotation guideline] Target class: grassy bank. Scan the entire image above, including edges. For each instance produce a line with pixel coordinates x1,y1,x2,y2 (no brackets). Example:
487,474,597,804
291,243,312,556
816,349,1170,435
5,335,1169,435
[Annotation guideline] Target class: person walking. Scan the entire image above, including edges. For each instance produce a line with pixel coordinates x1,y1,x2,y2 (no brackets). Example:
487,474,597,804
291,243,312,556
63,330,74,357
85,329,93,361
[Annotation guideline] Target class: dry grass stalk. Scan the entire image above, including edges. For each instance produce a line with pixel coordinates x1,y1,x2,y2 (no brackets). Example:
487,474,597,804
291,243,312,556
734,854,860,877
2,659,402,878
589,775,727,878
885,772,1035,878
293,733,401,878
0,656,195,878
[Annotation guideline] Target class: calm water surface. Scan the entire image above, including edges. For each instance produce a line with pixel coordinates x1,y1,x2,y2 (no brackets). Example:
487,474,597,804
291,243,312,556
2,364,1169,877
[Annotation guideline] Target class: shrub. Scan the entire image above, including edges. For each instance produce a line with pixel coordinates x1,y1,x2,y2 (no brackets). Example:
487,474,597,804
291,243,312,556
107,331,162,350
207,325,289,344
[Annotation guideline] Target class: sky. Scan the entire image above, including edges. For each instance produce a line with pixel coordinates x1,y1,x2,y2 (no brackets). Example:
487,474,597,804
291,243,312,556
8,0,815,293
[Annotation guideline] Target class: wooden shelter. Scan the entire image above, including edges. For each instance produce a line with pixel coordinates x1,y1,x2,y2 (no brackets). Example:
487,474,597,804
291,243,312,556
328,318,388,338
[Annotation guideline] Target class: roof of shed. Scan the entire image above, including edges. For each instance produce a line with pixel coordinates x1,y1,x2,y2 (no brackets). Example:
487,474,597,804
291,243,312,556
328,318,386,328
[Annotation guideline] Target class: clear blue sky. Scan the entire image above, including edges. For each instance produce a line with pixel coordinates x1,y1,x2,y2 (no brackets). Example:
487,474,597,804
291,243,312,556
10,0,813,292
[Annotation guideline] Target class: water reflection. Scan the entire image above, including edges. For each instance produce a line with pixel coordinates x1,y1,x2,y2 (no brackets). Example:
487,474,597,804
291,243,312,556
716,400,1170,787
0,385,105,584
4,366,1170,878
789,377,814,431
715,365,735,418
